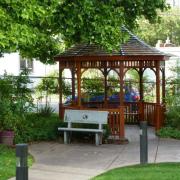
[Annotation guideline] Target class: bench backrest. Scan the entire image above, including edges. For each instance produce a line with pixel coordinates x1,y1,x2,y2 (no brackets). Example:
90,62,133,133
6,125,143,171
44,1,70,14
64,109,108,127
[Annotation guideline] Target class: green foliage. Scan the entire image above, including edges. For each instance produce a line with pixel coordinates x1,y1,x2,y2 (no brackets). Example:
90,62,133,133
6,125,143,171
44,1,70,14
0,0,61,63
36,77,58,95
165,106,180,129
36,71,71,99
156,66,180,139
82,72,120,97
12,69,34,114
166,72,180,107
157,127,180,139
137,8,180,46
0,144,33,180
56,0,168,50
92,163,180,180
82,77,104,97
38,103,55,117
0,0,168,63
107,75,120,95
0,145,16,180
0,76,16,131
163,66,180,131
14,113,64,143
0,70,34,131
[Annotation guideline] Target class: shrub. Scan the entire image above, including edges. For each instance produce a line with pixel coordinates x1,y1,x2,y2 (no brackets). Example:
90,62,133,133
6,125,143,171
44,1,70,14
164,66,180,130
157,127,180,139
165,106,180,129
38,103,55,117
0,70,34,131
14,113,66,143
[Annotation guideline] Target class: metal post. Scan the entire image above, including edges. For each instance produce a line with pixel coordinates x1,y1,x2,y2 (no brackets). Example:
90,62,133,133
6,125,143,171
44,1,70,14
140,121,148,164
16,144,28,180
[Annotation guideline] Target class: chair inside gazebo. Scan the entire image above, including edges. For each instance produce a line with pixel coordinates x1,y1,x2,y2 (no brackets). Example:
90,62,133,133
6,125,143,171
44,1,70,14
55,29,169,143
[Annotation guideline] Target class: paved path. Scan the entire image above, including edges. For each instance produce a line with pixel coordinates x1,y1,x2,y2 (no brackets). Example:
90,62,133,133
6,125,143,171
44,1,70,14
10,125,180,180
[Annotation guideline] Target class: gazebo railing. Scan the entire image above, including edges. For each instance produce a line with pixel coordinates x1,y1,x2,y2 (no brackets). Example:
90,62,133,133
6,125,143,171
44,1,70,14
143,102,156,126
124,102,139,124
76,101,156,125
82,101,140,124
60,101,164,137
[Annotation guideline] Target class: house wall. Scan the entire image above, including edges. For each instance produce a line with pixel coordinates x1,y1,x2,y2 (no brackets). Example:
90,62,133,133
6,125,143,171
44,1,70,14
166,0,180,7
0,53,58,76
155,47,180,79
0,53,20,75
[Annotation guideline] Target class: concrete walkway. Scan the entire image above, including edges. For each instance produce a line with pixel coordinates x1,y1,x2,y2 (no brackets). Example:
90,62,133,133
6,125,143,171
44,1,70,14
11,125,180,180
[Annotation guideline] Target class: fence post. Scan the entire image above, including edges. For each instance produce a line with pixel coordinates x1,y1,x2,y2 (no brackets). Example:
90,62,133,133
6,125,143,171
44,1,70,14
140,121,148,164
16,144,28,180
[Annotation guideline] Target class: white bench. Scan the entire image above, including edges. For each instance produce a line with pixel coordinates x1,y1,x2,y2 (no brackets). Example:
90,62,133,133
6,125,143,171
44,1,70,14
58,109,108,146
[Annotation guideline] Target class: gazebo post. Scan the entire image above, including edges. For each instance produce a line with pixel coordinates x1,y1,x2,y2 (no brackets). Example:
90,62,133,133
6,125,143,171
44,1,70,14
119,62,127,142
156,61,161,130
139,68,144,121
139,68,144,101
161,67,166,127
104,68,108,108
119,63,124,106
59,67,63,118
162,67,166,104
71,68,76,105
77,61,82,107
156,61,160,104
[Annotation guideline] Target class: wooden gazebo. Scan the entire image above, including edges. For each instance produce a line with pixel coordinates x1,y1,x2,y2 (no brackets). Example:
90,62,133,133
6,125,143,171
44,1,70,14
55,29,169,143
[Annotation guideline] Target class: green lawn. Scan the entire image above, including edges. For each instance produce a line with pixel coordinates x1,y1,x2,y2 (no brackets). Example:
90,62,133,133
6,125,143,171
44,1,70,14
92,163,180,180
0,145,33,180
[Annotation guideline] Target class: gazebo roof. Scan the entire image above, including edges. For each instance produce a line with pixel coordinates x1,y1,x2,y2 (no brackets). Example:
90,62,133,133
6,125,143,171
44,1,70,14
55,28,167,58
120,27,166,56
57,43,118,57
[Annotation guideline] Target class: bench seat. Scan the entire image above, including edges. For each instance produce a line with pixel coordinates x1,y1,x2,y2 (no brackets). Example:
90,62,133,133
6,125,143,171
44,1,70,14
58,127,103,133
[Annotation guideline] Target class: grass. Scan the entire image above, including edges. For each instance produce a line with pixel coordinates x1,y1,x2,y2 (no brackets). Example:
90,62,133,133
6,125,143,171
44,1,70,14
92,163,180,180
0,145,33,180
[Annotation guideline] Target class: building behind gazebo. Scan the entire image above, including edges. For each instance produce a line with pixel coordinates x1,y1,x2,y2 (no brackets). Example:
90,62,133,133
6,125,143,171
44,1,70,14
55,29,169,143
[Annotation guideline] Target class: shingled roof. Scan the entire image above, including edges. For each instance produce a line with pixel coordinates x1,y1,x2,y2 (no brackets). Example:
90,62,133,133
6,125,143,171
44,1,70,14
56,28,167,57
120,26,166,56
57,43,119,57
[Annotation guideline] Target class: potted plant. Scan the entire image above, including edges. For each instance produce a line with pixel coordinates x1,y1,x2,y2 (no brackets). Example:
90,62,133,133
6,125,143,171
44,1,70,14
0,75,16,146
0,98,16,146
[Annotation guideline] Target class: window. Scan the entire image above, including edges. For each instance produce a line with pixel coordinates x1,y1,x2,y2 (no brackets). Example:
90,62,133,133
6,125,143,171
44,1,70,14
20,57,33,72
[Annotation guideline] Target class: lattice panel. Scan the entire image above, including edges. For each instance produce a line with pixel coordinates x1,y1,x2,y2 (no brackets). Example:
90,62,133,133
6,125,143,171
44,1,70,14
60,59,157,69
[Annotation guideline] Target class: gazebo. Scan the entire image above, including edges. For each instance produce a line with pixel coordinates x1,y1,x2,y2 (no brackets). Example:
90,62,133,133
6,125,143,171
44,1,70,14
55,29,169,143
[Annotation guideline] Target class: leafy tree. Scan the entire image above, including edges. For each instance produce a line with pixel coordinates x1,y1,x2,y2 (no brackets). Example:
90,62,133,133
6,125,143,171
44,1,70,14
0,0,168,63
136,8,180,46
